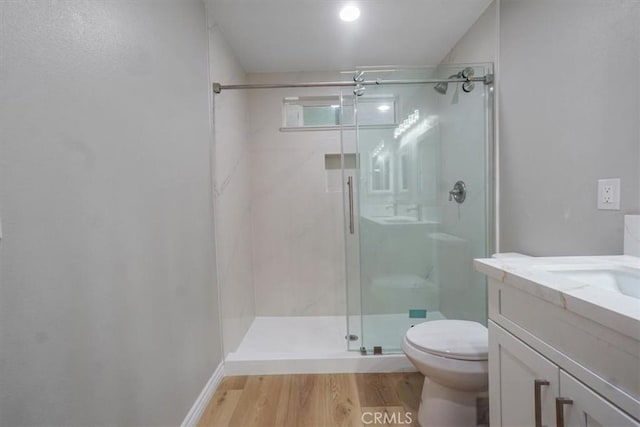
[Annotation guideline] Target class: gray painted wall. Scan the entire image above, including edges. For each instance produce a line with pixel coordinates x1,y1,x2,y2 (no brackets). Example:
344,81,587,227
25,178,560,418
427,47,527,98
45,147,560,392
499,0,640,255
440,1,497,66
0,1,221,425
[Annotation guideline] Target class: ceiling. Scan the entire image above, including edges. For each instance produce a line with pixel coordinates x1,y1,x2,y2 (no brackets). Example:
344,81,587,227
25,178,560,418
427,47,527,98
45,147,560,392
206,0,492,73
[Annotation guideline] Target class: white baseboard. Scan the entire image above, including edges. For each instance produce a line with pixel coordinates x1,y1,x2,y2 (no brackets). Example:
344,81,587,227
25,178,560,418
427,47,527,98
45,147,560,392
181,362,225,427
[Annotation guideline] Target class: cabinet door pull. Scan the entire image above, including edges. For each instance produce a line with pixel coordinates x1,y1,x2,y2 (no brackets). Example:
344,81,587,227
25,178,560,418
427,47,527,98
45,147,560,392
555,397,573,427
534,379,550,427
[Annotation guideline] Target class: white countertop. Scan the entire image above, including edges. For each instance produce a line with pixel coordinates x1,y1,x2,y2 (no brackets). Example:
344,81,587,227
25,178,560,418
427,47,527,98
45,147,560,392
474,255,640,341
361,215,439,226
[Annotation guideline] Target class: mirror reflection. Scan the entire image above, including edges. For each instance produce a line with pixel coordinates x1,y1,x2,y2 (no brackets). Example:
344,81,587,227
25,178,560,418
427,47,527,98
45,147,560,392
370,145,392,193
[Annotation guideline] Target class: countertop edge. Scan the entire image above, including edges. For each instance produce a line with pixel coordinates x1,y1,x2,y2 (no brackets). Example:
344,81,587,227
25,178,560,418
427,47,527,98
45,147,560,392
474,256,640,342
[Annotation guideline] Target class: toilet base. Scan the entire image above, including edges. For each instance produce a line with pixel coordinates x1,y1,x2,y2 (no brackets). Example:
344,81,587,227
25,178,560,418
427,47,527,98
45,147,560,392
418,377,479,427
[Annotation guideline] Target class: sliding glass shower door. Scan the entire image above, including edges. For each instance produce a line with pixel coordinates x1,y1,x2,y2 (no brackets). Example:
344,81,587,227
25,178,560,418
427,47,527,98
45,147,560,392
343,65,494,354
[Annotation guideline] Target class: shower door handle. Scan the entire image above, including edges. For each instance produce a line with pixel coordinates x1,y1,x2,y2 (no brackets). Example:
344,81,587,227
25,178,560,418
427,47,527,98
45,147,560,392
347,176,354,234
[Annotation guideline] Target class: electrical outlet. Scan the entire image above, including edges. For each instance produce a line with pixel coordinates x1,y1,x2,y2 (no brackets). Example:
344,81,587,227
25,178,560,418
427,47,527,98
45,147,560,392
597,178,620,210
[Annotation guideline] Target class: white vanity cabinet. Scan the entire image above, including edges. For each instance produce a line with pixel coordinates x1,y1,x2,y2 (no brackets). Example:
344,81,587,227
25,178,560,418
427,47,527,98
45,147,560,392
490,320,639,427
474,256,640,427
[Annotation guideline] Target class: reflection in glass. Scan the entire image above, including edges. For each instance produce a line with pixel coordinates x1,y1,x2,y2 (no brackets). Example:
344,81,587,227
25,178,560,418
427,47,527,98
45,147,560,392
371,151,391,192
399,152,410,192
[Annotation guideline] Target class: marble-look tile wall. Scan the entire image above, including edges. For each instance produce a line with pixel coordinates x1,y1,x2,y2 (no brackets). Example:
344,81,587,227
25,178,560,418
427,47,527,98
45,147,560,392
209,26,256,355
247,72,349,316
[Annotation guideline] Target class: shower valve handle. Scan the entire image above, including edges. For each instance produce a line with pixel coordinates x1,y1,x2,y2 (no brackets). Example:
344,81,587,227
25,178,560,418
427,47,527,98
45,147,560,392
448,181,466,203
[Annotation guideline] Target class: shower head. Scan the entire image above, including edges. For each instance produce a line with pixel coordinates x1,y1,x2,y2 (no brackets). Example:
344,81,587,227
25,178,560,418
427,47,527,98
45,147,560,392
433,67,476,95
433,74,458,95
433,82,448,94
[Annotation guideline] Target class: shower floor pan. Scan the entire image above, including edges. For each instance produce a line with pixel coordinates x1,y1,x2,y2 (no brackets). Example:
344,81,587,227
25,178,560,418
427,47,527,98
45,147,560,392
225,314,443,375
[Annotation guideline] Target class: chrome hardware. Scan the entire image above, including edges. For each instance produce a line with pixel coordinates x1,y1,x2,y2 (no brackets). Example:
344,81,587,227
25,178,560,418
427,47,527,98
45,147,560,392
460,67,475,79
555,398,573,427
534,380,550,427
448,180,466,203
385,204,397,216
345,334,359,341
347,176,355,234
461,68,474,92
434,67,478,95
406,204,422,221
211,71,492,94
462,81,475,93
360,346,367,355
353,70,364,96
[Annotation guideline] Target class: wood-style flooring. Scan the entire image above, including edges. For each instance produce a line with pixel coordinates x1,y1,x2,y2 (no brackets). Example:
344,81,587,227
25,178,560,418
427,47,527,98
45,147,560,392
198,373,423,427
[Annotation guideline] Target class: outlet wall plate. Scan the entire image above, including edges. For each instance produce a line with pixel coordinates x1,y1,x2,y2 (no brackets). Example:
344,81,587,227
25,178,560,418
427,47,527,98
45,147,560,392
597,178,620,210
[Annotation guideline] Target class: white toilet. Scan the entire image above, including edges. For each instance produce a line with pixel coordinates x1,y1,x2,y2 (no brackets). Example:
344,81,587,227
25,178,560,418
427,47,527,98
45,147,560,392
402,319,488,427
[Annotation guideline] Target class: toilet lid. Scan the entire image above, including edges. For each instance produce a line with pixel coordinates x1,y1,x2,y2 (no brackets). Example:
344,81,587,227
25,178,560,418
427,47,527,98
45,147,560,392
405,320,488,361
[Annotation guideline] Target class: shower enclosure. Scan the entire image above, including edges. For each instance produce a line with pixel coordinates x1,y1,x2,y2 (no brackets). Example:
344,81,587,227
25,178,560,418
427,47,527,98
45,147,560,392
340,65,494,354
212,64,494,369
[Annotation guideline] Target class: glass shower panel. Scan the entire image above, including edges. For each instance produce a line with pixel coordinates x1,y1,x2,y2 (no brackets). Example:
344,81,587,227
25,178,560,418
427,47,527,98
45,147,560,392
344,66,493,354
340,89,362,351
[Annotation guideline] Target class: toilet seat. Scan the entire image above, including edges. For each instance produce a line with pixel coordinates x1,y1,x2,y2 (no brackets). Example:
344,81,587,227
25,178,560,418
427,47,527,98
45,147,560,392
402,335,489,391
405,320,488,361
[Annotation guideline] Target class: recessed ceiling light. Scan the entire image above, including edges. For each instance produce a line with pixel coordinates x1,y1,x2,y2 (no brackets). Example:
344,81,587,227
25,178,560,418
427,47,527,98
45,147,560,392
339,5,360,22
377,105,391,112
